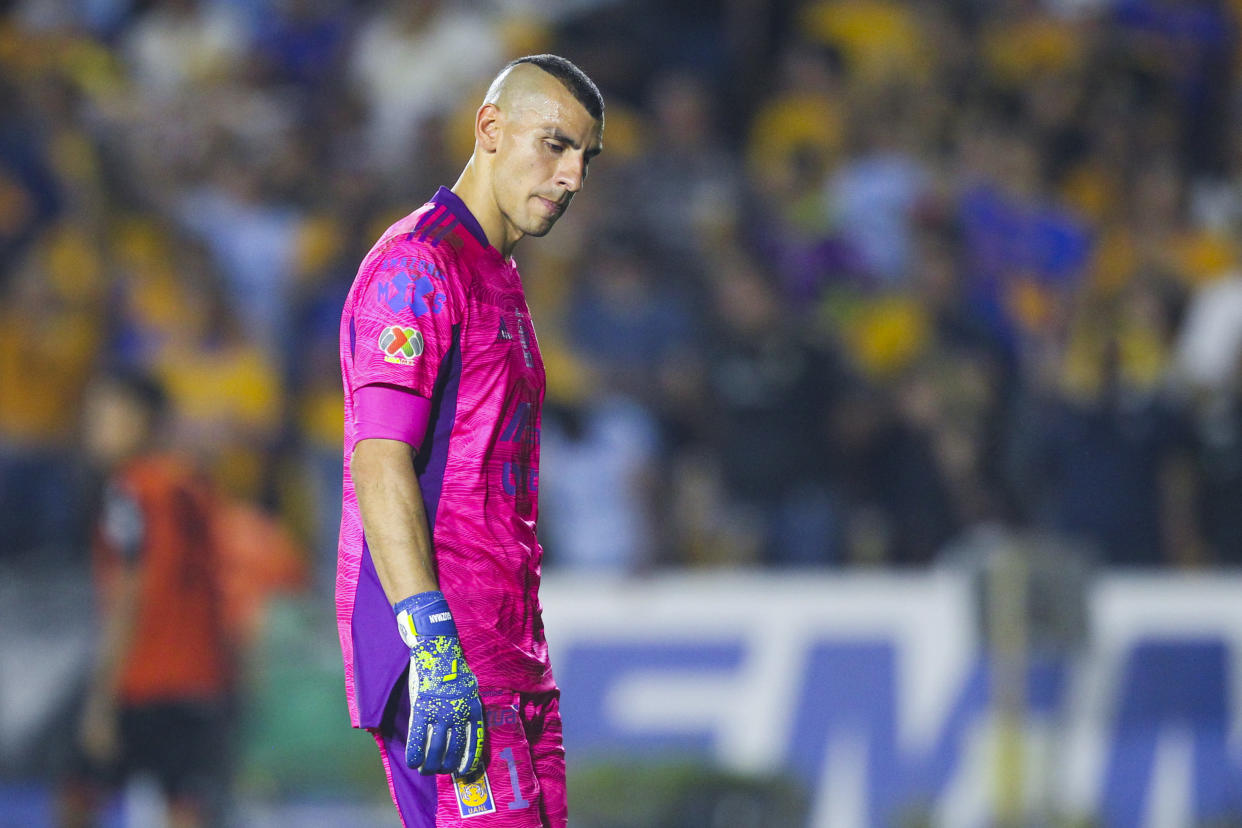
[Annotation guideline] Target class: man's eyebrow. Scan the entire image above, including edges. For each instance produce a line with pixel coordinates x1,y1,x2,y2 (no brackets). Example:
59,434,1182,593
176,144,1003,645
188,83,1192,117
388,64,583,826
545,128,580,148
546,127,602,158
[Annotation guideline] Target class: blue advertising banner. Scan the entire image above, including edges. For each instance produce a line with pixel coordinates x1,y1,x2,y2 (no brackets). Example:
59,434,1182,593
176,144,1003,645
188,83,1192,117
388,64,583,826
541,572,1242,828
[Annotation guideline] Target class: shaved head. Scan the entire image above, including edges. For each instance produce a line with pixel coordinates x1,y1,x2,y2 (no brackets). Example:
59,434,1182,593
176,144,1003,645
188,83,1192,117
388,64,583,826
484,63,563,118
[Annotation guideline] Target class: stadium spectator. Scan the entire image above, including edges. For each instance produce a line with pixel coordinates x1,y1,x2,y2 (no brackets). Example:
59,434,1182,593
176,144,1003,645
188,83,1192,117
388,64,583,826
627,70,742,264
121,0,250,98
0,76,61,286
1007,282,1204,566
541,382,661,573
348,0,504,172
0,227,103,555
697,254,842,565
1190,348,1242,564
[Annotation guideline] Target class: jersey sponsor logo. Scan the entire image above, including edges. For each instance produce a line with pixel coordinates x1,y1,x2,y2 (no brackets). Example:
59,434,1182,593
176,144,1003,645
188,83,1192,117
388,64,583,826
485,704,520,731
499,401,537,444
497,309,534,367
502,462,539,498
499,401,540,500
379,325,424,364
454,770,497,818
375,258,447,318
515,310,534,368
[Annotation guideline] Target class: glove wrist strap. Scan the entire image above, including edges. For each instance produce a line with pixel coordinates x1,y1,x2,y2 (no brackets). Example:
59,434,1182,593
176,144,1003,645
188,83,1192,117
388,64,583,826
394,590,458,647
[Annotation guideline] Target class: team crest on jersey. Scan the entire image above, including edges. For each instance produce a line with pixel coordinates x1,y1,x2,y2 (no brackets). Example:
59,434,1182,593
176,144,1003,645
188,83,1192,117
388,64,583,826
378,325,424,364
454,770,497,818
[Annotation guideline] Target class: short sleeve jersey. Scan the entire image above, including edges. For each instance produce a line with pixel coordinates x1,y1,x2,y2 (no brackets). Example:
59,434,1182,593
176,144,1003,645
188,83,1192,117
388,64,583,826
337,187,551,729
95,455,230,705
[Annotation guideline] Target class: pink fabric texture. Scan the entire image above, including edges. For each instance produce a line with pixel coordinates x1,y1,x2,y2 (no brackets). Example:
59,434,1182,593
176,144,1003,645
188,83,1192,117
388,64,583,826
354,383,431,446
339,186,561,824
337,186,555,734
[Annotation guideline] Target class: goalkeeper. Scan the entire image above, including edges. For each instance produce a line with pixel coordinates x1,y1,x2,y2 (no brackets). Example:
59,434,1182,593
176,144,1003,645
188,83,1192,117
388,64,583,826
336,55,603,826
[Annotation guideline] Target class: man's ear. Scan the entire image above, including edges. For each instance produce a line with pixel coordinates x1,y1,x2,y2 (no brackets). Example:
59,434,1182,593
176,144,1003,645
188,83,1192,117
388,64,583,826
476,103,502,153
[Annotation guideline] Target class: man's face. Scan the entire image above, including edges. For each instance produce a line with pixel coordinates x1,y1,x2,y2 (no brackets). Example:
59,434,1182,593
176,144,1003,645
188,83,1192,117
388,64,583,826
490,81,602,243
82,382,152,469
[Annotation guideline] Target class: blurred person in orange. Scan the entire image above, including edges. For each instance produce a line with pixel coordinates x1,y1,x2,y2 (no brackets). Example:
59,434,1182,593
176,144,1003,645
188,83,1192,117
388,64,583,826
58,369,234,828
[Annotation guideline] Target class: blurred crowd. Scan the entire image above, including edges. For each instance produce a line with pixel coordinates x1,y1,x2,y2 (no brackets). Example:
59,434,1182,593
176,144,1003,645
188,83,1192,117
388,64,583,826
4,0,1242,577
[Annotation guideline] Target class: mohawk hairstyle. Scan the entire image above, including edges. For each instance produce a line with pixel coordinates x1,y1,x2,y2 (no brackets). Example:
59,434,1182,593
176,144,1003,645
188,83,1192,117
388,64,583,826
504,54,604,124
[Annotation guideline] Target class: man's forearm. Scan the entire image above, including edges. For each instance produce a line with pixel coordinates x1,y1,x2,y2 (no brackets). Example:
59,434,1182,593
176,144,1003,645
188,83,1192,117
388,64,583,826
90,569,140,706
352,437,440,604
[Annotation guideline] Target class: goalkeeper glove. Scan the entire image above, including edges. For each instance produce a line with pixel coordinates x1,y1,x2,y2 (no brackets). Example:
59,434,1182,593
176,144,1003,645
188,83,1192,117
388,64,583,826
394,591,485,776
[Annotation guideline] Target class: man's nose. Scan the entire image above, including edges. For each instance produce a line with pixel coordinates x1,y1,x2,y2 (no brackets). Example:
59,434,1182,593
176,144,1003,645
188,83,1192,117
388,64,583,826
555,154,586,193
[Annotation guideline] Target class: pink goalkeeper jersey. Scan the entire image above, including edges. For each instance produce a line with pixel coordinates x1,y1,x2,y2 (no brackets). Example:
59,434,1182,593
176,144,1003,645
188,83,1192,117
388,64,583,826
337,187,552,729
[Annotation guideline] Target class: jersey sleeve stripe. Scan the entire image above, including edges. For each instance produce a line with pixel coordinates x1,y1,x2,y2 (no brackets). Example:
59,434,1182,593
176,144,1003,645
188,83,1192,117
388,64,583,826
414,208,451,243
427,218,460,247
412,205,446,235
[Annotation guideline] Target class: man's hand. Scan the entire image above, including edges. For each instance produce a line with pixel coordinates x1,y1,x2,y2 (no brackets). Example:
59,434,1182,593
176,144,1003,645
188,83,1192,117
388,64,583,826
395,591,485,777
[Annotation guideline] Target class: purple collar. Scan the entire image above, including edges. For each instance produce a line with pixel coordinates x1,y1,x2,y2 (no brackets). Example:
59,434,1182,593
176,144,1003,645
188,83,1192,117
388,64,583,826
430,186,491,250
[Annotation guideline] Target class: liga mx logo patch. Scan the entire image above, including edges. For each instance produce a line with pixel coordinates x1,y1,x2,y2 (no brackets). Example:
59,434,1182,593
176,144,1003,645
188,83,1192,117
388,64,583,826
454,771,497,818
378,325,423,364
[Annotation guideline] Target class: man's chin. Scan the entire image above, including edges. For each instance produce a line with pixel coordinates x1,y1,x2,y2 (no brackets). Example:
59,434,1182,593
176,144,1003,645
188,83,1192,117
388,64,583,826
523,219,558,238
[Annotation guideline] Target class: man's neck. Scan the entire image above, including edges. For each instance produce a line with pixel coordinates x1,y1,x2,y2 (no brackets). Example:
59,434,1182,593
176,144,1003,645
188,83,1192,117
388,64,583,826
451,162,519,259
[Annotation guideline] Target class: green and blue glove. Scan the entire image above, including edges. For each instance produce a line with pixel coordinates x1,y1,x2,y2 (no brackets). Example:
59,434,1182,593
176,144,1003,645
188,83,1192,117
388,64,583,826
394,591,486,776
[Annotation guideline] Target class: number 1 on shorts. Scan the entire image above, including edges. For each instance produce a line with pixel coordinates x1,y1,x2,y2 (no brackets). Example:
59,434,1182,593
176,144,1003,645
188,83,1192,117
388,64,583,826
498,747,531,810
